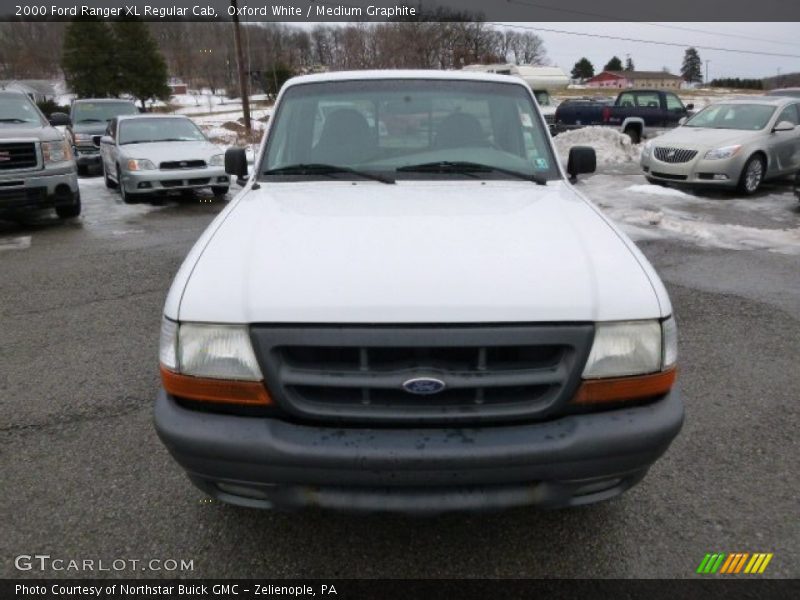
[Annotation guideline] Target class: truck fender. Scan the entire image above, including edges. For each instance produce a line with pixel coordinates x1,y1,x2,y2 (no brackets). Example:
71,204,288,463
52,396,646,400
620,117,645,143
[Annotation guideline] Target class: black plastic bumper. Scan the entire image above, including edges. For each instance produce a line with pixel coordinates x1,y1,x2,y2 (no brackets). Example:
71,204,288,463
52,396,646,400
154,388,683,512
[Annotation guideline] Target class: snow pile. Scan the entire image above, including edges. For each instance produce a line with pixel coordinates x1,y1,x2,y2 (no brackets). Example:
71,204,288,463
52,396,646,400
582,174,800,255
553,126,641,168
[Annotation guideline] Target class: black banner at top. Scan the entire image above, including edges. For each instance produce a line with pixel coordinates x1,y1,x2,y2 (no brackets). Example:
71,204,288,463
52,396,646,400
1,0,799,22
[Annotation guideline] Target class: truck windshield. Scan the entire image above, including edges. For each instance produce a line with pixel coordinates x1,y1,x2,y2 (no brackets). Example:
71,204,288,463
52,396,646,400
72,101,138,123
118,118,206,145
0,94,45,126
685,104,776,131
261,79,560,182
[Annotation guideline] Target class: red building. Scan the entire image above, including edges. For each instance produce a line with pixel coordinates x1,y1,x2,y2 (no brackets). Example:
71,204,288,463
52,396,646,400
585,71,683,90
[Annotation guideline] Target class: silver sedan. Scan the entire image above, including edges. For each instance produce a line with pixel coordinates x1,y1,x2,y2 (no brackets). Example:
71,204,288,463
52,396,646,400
640,96,800,195
99,114,229,203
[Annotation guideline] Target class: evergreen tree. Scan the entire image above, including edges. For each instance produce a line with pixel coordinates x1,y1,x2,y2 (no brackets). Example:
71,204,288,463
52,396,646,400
604,56,623,71
61,17,118,98
681,47,703,83
624,56,635,71
112,17,170,109
571,57,595,80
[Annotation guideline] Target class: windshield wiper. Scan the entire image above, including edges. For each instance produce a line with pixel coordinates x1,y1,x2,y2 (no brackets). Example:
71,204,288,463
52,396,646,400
397,161,546,185
76,118,104,123
263,163,395,184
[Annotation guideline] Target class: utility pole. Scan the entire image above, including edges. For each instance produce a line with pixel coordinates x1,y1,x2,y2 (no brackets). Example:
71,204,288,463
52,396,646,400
230,0,251,135
705,60,710,84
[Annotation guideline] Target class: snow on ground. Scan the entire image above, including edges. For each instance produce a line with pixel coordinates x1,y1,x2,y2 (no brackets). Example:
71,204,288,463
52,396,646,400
582,173,800,255
553,127,641,167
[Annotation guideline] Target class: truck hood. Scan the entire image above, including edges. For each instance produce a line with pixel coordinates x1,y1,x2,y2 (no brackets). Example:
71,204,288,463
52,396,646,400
0,123,62,142
118,140,221,163
176,180,664,323
657,126,762,149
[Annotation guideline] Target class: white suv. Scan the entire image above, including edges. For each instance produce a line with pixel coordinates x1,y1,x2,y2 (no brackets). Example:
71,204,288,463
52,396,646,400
155,71,682,512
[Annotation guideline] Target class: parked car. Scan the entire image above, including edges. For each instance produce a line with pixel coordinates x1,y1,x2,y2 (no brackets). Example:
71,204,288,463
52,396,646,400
99,115,229,203
640,97,800,194
155,70,683,513
61,98,139,175
554,89,693,143
766,87,800,99
0,90,80,220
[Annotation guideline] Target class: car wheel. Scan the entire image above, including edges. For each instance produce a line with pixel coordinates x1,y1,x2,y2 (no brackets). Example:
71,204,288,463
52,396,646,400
212,186,229,197
738,155,765,195
118,166,136,204
624,127,641,144
56,193,81,219
103,163,117,189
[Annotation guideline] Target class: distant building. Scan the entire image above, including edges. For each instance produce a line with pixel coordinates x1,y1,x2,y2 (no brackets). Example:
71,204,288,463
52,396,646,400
585,71,683,90
168,78,188,95
0,79,58,103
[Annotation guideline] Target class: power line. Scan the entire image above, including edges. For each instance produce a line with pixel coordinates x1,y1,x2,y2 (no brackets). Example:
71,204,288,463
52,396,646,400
501,0,800,48
494,22,800,59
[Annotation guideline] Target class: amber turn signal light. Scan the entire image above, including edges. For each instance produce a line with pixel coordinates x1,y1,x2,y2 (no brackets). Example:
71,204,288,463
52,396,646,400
160,365,273,406
572,368,676,405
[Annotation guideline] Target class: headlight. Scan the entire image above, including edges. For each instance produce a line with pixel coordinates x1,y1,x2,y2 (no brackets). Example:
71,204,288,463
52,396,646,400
582,320,663,378
575,317,678,406
126,158,156,171
73,133,92,143
159,319,262,381
704,145,742,160
42,140,72,163
209,153,224,166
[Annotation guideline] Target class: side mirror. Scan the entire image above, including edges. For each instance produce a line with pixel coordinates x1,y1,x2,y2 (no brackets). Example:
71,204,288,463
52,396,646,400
49,112,70,127
567,146,596,182
100,135,114,145
686,103,694,111
225,147,248,183
773,120,796,132
678,116,688,126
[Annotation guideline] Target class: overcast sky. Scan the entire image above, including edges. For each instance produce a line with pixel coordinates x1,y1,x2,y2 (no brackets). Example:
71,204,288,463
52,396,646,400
503,22,800,79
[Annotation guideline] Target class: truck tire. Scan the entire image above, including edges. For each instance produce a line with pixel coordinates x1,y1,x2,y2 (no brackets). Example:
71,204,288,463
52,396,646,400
624,126,641,144
56,194,81,219
737,154,765,195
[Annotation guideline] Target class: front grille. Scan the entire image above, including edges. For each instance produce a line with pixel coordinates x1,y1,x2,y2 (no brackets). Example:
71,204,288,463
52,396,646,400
651,171,688,181
0,142,38,170
250,325,593,426
159,159,206,170
654,147,698,164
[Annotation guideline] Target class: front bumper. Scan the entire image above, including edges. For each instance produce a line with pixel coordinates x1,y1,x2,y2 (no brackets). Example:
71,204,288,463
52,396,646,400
641,152,747,187
155,388,684,512
121,166,228,194
0,163,79,213
73,146,102,168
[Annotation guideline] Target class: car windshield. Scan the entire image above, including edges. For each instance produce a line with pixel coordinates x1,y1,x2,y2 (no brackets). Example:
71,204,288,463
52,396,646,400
72,101,138,123
685,103,776,130
533,90,551,107
118,118,206,144
0,95,45,126
261,79,560,182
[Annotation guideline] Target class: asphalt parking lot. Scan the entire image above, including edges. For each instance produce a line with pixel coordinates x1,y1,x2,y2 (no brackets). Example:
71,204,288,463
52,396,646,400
1,169,798,579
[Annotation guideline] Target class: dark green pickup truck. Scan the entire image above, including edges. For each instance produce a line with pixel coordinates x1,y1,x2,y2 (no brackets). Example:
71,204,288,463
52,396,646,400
553,89,694,143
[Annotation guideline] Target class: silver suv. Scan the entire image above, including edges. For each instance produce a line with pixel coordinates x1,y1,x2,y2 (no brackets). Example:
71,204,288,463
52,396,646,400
0,90,80,220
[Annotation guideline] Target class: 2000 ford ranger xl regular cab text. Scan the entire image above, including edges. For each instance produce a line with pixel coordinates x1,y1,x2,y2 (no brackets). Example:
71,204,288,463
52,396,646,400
155,71,683,512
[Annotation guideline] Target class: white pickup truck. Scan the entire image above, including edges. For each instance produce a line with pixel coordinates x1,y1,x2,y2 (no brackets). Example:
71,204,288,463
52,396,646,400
155,70,683,513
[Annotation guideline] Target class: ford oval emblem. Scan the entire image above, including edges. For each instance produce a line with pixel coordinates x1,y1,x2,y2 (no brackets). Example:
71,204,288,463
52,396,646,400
402,377,446,395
